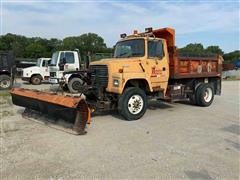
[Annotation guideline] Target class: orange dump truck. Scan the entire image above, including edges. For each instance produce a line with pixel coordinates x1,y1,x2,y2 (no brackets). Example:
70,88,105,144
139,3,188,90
11,27,222,134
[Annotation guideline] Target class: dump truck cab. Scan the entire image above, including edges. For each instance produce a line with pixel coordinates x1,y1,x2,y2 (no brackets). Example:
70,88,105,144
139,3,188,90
90,28,171,97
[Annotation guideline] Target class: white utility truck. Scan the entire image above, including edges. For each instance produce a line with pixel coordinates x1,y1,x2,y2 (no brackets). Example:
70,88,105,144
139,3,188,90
21,58,51,85
48,50,81,86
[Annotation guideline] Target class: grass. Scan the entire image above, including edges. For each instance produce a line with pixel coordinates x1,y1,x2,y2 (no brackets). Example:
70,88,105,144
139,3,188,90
0,90,10,97
0,91,12,107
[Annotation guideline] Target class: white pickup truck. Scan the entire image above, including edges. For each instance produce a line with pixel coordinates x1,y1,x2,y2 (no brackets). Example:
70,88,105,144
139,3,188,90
21,58,51,85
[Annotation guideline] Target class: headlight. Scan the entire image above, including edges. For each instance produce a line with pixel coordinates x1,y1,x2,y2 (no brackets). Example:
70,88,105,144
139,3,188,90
113,79,119,87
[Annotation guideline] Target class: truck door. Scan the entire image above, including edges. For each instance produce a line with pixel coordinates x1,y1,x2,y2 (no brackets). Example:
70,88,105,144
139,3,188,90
41,60,49,78
62,52,77,72
147,40,169,91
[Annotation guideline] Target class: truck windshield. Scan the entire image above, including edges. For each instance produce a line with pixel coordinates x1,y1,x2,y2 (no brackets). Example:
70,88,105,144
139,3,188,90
114,39,145,58
36,59,41,67
50,52,59,66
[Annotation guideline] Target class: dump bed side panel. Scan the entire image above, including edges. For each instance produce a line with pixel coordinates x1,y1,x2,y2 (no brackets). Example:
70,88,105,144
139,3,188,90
170,52,222,79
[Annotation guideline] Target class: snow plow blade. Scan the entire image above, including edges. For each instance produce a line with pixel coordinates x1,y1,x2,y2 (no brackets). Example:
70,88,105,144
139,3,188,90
10,88,90,135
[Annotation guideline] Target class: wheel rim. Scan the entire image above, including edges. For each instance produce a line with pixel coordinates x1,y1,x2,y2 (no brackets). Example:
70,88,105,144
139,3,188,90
33,78,40,84
72,81,82,91
0,79,10,88
203,87,213,102
128,95,144,114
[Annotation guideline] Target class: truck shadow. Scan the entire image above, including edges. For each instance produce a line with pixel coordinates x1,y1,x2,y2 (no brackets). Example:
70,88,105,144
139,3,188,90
92,100,174,121
148,100,174,110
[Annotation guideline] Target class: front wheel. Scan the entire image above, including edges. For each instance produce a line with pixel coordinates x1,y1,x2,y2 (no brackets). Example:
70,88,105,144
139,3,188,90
31,75,42,85
118,87,147,121
195,83,214,107
68,77,84,94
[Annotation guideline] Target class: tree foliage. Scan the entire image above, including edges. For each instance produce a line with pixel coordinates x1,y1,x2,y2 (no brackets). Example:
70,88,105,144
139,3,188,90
223,50,240,62
0,33,112,59
178,43,224,56
205,46,224,55
0,33,238,63
178,43,240,62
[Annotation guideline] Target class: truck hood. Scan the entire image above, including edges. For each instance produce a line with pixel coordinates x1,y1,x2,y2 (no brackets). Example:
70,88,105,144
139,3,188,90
23,66,40,72
90,57,141,66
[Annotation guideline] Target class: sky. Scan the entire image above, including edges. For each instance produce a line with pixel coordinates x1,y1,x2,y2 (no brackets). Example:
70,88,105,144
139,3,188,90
1,0,239,53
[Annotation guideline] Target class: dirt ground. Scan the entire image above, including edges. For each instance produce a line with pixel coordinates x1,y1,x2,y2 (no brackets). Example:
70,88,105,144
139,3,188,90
0,80,239,179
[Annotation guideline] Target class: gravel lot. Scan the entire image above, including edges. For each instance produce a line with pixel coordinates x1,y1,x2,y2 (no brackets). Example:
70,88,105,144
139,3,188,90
1,80,239,179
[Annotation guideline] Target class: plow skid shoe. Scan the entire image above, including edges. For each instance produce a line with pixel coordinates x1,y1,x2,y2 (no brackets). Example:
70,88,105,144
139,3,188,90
10,88,90,135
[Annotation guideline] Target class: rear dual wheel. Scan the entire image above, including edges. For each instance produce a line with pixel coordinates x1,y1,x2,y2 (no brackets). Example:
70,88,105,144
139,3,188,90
195,83,214,107
118,87,147,121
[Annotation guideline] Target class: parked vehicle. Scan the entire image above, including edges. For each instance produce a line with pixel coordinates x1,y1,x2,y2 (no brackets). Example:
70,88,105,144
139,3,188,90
11,27,222,134
233,59,240,69
48,50,81,84
16,59,36,70
0,51,15,90
21,58,51,85
61,53,113,93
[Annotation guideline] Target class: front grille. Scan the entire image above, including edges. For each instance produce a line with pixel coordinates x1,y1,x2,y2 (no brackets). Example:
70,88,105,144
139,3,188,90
50,72,56,78
89,65,108,88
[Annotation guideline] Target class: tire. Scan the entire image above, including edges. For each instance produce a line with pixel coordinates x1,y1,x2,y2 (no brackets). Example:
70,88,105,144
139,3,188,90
118,87,147,121
68,77,84,94
195,83,214,107
30,75,42,85
0,75,11,90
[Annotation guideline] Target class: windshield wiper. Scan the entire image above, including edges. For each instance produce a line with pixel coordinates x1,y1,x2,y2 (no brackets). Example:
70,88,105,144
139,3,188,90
116,52,129,58
131,53,142,57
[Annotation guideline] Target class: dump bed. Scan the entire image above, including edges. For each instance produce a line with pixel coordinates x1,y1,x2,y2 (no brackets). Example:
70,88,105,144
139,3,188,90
170,52,222,79
152,28,222,79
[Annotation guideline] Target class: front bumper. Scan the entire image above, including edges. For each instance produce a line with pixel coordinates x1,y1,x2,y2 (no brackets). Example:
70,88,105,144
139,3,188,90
49,78,59,84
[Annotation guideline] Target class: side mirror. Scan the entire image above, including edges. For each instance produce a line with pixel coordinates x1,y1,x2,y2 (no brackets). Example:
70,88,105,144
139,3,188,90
59,57,66,71
60,57,66,65
59,63,64,71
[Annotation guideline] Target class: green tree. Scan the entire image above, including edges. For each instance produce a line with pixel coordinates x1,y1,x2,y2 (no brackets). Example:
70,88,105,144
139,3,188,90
24,43,47,58
205,46,224,55
223,50,240,62
62,33,108,55
79,33,107,54
63,36,79,50
178,43,205,55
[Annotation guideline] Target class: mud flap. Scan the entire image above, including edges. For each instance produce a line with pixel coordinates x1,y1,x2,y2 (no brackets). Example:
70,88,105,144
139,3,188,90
10,88,90,135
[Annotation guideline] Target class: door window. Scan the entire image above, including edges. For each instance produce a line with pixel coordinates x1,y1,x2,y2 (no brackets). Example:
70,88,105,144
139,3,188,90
42,60,47,67
65,52,75,64
148,40,164,59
